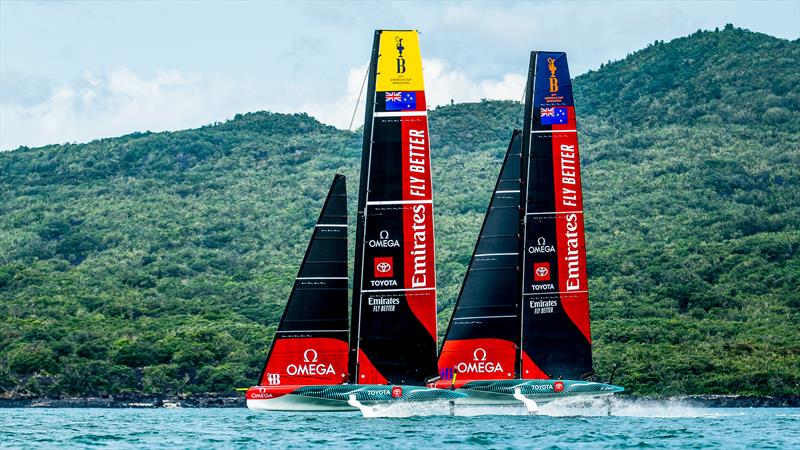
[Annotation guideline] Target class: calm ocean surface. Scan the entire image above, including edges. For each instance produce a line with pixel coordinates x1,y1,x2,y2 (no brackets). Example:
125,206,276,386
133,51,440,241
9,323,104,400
1,399,798,449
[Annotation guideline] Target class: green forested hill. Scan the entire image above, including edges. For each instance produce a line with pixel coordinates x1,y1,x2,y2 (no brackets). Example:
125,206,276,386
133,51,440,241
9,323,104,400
1,26,798,398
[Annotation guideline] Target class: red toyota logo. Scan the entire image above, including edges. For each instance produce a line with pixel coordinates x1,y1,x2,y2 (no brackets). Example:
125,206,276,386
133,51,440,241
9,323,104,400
374,257,394,278
391,386,402,398
534,262,550,281
553,381,564,393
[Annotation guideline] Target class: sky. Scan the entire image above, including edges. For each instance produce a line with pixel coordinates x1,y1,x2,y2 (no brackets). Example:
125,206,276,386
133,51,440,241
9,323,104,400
1,0,798,150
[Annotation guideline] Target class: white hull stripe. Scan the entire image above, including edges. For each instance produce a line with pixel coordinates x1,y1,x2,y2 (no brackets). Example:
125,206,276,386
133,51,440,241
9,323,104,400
532,129,576,133
276,329,349,333
495,190,520,194
455,314,517,320
367,199,433,206
526,211,583,215
474,253,517,257
361,287,436,293
374,111,428,117
523,290,588,296
316,224,347,227
296,277,348,280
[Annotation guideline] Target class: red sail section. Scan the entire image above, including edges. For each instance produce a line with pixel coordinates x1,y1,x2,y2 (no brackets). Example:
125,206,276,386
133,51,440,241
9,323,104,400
356,349,389,384
401,118,433,201
400,118,436,340
551,130,591,342
521,352,550,379
259,337,349,386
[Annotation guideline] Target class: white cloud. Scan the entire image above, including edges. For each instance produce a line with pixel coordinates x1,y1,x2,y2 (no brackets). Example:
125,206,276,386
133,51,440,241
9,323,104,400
424,59,526,106
1,60,526,148
0,67,271,150
3,1,798,149
301,62,370,131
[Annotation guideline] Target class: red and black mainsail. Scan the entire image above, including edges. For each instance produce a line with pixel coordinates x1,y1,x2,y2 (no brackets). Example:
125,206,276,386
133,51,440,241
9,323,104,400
349,30,439,386
438,51,593,385
520,51,592,380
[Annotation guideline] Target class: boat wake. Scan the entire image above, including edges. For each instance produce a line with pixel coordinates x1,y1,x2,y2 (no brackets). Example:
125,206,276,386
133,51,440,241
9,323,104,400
356,397,731,418
537,397,726,418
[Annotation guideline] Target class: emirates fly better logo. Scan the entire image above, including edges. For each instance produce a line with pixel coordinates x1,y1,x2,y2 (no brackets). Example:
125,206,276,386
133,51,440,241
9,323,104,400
374,256,394,278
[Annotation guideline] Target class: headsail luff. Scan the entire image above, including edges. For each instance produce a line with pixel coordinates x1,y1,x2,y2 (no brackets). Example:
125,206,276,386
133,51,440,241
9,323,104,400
258,174,349,387
349,30,438,385
519,51,592,380
437,131,522,384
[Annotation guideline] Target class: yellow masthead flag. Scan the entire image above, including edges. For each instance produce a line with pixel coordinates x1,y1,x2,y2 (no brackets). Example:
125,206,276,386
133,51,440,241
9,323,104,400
376,30,424,92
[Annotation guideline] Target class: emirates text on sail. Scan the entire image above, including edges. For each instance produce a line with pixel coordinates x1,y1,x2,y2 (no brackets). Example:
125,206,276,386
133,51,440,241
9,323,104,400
410,203,428,288
560,143,578,207
563,213,581,291
407,127,430,289
557,142,582,292
408,129,427,197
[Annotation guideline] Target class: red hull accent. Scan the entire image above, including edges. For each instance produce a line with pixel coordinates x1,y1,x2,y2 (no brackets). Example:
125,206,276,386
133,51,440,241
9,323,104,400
246,385,298,400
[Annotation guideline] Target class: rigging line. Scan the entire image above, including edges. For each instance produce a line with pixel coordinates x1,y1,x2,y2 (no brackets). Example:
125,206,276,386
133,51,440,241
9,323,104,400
517,84,526,128
348,64,370,131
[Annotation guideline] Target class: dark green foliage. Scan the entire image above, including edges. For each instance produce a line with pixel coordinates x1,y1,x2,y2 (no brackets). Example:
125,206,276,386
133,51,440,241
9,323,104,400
1,28,798,397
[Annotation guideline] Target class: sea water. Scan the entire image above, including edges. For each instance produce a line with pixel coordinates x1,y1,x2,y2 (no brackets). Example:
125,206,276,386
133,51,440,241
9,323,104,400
1,398,798,449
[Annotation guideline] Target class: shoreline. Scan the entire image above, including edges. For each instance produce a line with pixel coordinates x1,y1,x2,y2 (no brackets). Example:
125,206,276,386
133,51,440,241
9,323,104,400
0,394,797,408
0,395,244,408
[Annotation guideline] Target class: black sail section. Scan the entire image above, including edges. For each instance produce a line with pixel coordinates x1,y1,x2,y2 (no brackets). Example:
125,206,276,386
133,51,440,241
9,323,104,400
519,51,593,380
258,175,349,386
437,131,522,382
349,30,438,385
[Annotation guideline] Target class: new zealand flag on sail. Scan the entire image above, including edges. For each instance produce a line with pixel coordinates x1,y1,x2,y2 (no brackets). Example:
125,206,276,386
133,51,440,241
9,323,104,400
540,107,568,125
386,91,417,111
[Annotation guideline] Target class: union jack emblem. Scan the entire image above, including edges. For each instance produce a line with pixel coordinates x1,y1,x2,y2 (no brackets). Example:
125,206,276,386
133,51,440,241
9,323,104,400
541,107,555,117
385,92,402,102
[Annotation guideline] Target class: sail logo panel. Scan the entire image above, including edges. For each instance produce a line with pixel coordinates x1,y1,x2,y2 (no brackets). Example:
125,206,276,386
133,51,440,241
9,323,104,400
375,31,427,113
352,30,438,386
532,52,576,130
521,51,592,379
